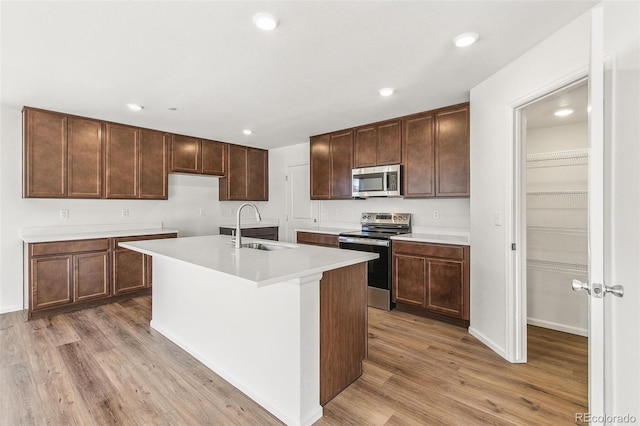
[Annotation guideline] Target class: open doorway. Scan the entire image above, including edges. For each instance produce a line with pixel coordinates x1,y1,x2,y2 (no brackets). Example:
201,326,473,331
516,79,589,407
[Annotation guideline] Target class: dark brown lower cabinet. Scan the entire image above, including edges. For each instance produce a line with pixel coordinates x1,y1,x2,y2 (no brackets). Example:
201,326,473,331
28,233,176,319
296,231,340,248
392,240,470,327
219,226,278,241
320,262,367,405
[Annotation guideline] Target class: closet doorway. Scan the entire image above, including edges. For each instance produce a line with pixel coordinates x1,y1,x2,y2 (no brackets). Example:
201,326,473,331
519,79,589,403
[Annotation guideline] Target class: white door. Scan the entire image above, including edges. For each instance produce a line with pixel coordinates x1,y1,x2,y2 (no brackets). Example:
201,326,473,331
285,164,318,242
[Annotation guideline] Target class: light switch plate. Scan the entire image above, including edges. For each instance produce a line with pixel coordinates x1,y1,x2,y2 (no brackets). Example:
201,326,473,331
494,210,502,226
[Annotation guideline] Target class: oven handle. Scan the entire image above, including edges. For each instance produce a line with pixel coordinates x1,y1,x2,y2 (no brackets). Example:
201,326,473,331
338,236,390,247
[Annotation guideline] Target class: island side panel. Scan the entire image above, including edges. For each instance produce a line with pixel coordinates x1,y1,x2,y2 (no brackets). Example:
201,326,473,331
149,256,323,426
320,262,367,405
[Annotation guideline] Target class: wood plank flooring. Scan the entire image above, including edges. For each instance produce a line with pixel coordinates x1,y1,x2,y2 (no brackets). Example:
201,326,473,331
0,296,587,425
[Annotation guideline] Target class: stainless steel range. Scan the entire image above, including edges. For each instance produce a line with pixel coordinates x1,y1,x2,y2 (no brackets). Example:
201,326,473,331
338,213,411,310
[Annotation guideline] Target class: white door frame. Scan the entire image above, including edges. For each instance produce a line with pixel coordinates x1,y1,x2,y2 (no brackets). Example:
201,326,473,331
509,68,588,364
509,5,607,417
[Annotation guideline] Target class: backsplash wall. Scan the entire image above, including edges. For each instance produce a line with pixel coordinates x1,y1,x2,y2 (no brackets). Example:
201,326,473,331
319,197,470,232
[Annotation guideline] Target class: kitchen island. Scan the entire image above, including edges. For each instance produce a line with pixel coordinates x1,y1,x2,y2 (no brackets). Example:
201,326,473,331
120,235,377,426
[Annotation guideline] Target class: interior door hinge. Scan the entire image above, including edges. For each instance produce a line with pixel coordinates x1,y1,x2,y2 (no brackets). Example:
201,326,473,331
511,243,517,250
285,175,288,181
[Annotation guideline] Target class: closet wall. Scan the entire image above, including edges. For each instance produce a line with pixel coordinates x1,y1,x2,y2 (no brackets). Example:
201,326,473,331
526,122,589,336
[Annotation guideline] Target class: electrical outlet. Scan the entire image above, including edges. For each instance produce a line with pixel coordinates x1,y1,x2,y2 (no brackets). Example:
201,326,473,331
59,209,69,220
121,208,129,218
432,209,440,220
200,208,206,216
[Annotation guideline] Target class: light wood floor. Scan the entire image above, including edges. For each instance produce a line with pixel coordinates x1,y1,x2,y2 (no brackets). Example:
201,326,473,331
1,296,587,425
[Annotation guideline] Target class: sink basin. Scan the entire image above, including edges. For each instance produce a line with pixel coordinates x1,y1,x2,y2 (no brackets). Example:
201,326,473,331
241,242,293,251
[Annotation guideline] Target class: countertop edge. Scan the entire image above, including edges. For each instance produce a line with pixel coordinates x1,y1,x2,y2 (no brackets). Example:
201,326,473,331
295,227,358,236
22,228,179,244
391,233,470,246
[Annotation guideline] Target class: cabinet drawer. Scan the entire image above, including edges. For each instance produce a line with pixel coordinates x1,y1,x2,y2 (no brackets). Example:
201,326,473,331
31,239,110,257
297,232,339,248
392,241,465,260
112,233,178,249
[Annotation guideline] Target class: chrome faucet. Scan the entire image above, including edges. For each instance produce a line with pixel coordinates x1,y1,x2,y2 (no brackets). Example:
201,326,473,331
234,202,262,249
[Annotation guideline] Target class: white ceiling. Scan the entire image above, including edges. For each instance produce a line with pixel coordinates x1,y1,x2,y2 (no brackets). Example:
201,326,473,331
1,1,597,150
525,80,588,129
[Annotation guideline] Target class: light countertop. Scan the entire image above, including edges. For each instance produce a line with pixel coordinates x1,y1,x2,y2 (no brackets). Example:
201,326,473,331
295,227,358,236
21,223,178,243
391,232,470,246
120,234,378,287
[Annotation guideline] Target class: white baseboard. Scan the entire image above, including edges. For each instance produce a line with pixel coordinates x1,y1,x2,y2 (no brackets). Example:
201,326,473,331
527,317,588,337
468,326,508,360
0,305,24,315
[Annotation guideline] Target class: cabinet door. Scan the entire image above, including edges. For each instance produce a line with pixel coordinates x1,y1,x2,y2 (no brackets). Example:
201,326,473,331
170,135,200,173
247,148,268,201
403,112,435,198
31,255,73,310
113,249,146,295
353,126,377,168
67,117,103,198
435,105,470,197
310,134,331,200
139,129,168,199
74,252,109,301
393,254,426,306
426,259,466,318
201,139,226,176
227,145,249,200
105,123,138,198
23,108,67,198
376,120,402,165
330,130,353,199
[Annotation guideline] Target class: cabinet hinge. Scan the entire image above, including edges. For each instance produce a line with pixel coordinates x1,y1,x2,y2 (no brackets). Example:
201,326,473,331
511,243,517,251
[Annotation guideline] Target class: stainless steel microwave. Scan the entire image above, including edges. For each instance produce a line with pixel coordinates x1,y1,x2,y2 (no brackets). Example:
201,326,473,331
352,164,401,198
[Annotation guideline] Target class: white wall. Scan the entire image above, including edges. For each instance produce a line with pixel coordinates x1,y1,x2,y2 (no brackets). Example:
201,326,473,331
603,0,640,419
469,12,591,360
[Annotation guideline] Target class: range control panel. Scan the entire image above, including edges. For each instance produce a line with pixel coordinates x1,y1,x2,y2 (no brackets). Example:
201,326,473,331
361,212,411,225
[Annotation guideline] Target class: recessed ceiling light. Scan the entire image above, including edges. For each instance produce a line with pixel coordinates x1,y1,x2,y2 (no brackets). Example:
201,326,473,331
554,107,576,117
243,129,253,135
126,103,144,111
378,88,394,97
453,32,479,47
252,13,278,31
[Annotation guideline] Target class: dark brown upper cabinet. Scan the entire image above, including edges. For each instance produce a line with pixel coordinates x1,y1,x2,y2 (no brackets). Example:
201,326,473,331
435,104,470,197
402,112,435,198
219,145,268,201
139,129,169,199
105,123,138,198
105,124,169,199
310,130,354,200
354,119,401,168
402,103,469,198
23,108,103,198
170,135,226,176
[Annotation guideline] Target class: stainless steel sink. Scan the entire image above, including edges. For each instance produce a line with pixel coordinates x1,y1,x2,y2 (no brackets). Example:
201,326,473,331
241,242,292,251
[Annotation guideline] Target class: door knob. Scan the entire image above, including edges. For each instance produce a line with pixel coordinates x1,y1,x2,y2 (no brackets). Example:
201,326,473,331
572,279,591,295
605,284,624,298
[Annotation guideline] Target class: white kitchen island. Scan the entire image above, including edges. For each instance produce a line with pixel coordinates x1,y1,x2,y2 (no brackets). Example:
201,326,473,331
120,235,377,426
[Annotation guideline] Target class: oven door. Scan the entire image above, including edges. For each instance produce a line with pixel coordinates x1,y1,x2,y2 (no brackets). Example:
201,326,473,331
338,236,393,310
